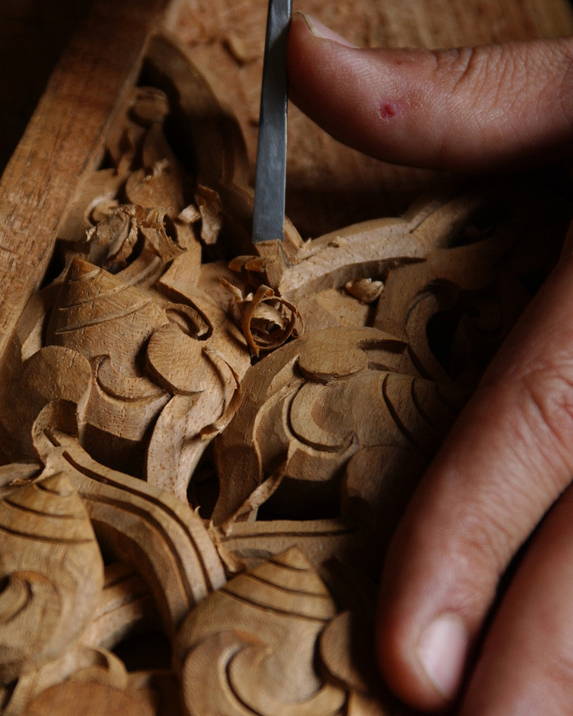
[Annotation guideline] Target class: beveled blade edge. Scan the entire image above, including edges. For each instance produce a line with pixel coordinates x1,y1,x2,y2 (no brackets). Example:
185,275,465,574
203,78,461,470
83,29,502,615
252,0,292,245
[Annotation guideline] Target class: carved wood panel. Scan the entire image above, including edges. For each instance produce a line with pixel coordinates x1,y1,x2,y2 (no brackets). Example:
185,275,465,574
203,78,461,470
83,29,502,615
0,1,570,713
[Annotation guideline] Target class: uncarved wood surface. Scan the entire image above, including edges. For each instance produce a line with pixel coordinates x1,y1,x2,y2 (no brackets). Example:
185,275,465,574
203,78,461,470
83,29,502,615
169,0,573,237
0,0,166,371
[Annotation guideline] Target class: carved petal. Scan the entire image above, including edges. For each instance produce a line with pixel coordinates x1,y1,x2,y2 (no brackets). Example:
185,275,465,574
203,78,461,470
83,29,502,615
0,473,103,681
177,548,345,716
146,323,219,394
47,258,168,369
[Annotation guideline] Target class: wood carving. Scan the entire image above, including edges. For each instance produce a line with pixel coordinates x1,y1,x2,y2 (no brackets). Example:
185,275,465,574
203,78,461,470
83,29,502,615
176,548,394,714
6,645,136,715
176,548,347,715
0,3,570,714
0,473,103,683
212,325,456,524
31,401,226,632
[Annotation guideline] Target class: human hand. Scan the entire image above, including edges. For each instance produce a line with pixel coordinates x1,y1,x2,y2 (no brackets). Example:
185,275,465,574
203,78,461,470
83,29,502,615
288,13,573,714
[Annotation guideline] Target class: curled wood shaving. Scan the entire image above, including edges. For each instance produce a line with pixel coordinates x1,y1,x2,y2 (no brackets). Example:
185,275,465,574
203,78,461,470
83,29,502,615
85,204,184,271
230,284,302,357
344,278,384,304
137,207,184,263
85,205,138,270
195,185,223,245
57,169,126,243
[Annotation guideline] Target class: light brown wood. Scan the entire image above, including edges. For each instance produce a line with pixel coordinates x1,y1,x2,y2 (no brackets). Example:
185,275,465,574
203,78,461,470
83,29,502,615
7,645,130,715
81,564,156,650
0,473,103,683
176,548,390,714
211,325,456,525
177,548,347,716
0,2,570,714
0,71,252,493
22,682,154,716
32,401,226,632
0,0,168,376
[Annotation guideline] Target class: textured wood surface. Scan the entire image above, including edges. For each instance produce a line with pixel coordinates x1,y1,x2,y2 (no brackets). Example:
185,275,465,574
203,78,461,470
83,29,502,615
0,0,165,372
169,0,573,237
0,2,571,714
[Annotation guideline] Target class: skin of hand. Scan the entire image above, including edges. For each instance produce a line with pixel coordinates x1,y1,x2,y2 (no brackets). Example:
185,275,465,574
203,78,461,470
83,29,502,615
288,12,573,715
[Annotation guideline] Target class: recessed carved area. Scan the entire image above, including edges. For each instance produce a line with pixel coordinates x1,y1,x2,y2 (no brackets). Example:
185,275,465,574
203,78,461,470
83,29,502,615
0,1,571,713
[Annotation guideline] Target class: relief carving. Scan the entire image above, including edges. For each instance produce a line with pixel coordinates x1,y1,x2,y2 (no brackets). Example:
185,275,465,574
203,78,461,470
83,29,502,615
0,16,565,716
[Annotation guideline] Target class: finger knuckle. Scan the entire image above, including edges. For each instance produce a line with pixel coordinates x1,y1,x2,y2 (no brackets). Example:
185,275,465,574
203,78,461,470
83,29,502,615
429,46,482,91
520,364,573,472
450,501,517,584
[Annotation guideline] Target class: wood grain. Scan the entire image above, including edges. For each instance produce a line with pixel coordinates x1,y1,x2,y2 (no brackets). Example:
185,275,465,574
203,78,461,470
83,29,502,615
0,2,571,714
0,0,166,372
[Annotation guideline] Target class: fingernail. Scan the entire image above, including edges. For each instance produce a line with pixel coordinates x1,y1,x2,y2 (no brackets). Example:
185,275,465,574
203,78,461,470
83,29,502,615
417,613,468,701
295,12,357,48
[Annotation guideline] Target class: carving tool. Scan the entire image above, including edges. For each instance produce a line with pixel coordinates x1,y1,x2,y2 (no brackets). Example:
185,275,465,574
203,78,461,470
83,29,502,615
252,0,292,245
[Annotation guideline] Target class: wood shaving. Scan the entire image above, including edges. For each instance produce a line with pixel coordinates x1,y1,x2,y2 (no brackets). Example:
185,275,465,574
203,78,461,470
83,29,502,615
230,284,302,357
178,204,202,225
85,204,183,271
195,185,223,245
344,278,384,304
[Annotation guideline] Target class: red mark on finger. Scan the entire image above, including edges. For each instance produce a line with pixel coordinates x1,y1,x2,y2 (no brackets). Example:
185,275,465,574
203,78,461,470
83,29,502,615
379,102,398,120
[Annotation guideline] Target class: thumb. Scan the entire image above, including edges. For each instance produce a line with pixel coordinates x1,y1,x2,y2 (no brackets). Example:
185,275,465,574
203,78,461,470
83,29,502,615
288,13,573,170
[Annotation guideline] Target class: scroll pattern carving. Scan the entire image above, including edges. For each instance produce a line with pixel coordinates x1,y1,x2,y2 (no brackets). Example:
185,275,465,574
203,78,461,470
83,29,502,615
0,24,566,716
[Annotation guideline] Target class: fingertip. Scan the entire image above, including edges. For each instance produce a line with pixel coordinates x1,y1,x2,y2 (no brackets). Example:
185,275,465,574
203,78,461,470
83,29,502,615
377,597,461,712
374,495,489,711
287,13,357,105
290,12,357,48
288,16,402,162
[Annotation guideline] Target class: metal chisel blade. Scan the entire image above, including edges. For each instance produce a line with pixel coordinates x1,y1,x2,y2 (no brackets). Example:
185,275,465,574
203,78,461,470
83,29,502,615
252,0,292,244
